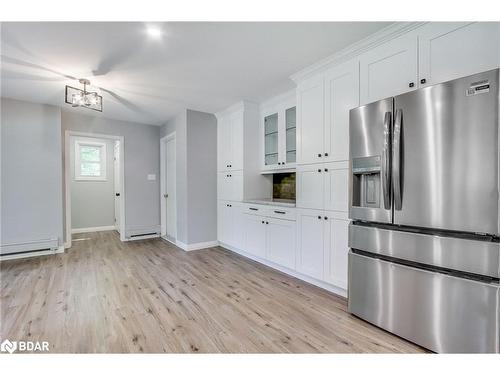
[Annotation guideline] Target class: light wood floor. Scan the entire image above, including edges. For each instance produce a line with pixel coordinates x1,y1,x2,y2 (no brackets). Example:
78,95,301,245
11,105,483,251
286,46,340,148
0,231,426,353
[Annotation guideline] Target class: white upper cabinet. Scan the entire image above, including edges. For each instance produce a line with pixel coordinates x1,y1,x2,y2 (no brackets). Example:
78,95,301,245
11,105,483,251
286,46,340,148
323,162,349,212
360,32,418,105
418,22,500,88
261,91,296,171
324,60,359,162
230,111,244,171
296,164,325,209
217,116,232,171
297,75,325,165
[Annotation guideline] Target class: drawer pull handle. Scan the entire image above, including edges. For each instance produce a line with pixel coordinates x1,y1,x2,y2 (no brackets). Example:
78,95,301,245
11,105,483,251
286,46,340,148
274,210,286,214
249,207,258,211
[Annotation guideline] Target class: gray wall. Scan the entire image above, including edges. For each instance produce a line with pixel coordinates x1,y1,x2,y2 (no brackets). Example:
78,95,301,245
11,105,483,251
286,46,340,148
1,98,64,246
70,136,115,229
160,109,217,245
62,111,161,238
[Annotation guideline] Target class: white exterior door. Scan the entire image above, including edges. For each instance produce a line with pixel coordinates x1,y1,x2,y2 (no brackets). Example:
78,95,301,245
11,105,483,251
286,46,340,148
360,32,418,104
296,164,324,210
418,22,500,88
324,59,359,162
324,216,349,290
266,218,296,269
297,209,325,280
297,75,325,164
243,214,267,258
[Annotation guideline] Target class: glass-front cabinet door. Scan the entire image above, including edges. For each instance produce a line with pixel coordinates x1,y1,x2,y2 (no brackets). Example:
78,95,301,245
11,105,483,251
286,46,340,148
264,113,279,166
285,106,296,163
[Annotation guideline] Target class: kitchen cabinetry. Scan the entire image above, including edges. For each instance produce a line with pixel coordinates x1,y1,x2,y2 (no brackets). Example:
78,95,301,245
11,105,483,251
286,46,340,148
217,110,243,172
296,161,348,211
217,170,243,202
217,201,245,249
418,22,500,88
297,209,349,288
260,90,297,171
297,60,359,164
359,32,418,105
243,213,267,258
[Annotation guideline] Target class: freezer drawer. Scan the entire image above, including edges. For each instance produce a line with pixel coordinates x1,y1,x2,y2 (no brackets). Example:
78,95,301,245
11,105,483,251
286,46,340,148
349,223,500,278
348,251,500,353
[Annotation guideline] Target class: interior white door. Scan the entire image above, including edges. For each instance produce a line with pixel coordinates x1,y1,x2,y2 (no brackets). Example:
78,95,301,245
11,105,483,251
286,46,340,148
324,217,349,289
296,164,325,209
266,218,296,269
165,137,177,240
324,59,359,162
297,209,325,279
297,75,325,164
323,162,349,212
243,213,267,258
418,22,500,88
360,32,418,104
113,140,120,233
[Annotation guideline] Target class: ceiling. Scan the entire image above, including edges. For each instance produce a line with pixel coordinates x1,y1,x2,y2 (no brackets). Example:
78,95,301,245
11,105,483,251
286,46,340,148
1,22,391,125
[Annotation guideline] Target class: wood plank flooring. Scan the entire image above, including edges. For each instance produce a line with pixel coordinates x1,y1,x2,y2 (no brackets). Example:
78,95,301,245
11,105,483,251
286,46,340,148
0,231,426,353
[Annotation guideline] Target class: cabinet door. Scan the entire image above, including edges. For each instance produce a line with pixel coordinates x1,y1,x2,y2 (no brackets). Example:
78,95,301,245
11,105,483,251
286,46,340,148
324,216,349,289
296,164,324,209
324,162,349,212
217,172,230,200
231,205,245,250
297,209,325,279
263,112,279,168
360,32,418,105
284,106,297,165
297,75,325,164
266,218,296,269
230,111,244,170
217,116,231,171
217,201,233,245
243,214,267,258
324,60,359,162
229,170,243,202
418,22,500,88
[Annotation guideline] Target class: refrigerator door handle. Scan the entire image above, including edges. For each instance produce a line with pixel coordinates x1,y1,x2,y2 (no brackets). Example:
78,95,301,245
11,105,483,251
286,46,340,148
393,108,402,210
382,111,392,210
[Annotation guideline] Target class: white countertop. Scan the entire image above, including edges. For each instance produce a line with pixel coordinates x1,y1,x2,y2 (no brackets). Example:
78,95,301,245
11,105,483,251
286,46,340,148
243,198,296,208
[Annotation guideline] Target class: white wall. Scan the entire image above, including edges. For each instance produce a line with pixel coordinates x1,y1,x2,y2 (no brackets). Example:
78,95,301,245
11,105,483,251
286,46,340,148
160,109,217,245
1,98,64,248
62,111,161,239
70,136,115,230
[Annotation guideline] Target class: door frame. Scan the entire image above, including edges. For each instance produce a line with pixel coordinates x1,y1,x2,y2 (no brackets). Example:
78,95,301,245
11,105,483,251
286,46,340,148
64,131,126,248
160,132,177,241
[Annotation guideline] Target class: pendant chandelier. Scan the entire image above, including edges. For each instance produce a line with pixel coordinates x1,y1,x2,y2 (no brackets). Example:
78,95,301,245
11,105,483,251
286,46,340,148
65,78,103,112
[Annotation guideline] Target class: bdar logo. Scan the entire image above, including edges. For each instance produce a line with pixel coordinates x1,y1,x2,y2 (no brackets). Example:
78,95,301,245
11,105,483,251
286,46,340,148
1,339,17,354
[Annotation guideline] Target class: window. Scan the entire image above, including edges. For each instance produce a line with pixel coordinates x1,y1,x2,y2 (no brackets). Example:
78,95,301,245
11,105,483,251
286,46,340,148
74,139,107,181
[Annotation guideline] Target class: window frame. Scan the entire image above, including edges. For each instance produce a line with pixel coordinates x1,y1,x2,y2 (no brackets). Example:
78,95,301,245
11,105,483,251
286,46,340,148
74,139,107,181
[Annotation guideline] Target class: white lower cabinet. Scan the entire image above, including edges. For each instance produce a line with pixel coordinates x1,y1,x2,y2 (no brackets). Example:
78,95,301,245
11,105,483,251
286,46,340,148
266,217,296,269
297,209,349,290
217,201,244,249
243,213,267,258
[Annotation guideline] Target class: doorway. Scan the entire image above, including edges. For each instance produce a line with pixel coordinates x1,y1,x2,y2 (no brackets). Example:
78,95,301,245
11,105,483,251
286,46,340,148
65,131,125,248
160,133,177,242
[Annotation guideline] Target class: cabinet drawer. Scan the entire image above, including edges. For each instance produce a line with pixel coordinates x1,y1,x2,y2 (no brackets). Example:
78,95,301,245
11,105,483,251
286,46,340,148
243,205,269,216
266,207,296,221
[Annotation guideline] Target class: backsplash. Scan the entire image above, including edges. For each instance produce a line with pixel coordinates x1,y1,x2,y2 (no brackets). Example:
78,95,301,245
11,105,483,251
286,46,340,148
273,173,296,200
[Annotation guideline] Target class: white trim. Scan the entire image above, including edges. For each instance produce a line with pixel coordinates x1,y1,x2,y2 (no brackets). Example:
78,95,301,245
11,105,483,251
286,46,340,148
71,226,116,234
290,22,427,83
160,132,177,240
174,240,219,252
0,245,64,261
219,241,347,298
74,138,107,181
0,238,58,255
65,131,126,249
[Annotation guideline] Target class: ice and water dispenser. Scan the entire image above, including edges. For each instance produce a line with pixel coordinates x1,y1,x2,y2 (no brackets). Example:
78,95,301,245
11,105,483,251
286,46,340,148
351,156,382,209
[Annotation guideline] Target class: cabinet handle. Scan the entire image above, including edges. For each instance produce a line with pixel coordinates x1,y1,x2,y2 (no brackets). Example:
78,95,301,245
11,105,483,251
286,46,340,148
318,153,322,157
261,220,265,224
324,216,328,220
266,221,269,225
420,78,426,84
324,153,328,157
317,216,321,220
282,161,285,165
278,162,281,165
318,169,322,173
409,82,415,88
274,210,286,214
249,207,258,211
324,168,328,172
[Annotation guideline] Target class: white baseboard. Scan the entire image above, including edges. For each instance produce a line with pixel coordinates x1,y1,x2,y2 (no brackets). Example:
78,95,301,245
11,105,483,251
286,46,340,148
71,226,116,234
219,242,347,298
162,237,218,252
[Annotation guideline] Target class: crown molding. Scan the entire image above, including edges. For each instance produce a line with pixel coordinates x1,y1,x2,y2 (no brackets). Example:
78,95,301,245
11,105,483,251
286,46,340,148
259,88,296,112
290,22,427,83
215,100,258,119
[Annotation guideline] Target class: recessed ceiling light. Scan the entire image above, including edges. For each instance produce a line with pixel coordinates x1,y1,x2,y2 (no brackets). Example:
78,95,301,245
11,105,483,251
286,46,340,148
145,25,163,40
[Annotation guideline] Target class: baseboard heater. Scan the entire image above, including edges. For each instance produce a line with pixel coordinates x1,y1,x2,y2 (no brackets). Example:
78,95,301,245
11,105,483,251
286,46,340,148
0,238,59,256
129,232,158,238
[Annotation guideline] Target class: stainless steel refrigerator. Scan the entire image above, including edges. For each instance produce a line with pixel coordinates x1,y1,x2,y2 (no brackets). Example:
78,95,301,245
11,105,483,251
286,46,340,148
348,69,500,353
